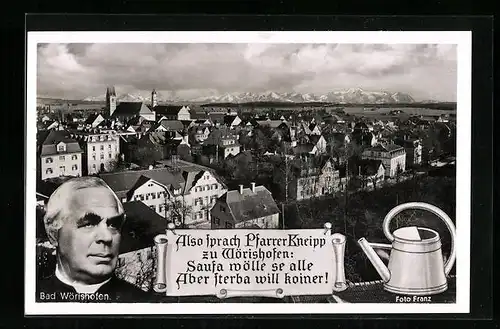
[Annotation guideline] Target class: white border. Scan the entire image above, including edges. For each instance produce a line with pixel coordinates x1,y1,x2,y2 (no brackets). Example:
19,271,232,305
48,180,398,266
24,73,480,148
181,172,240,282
25,31,471,315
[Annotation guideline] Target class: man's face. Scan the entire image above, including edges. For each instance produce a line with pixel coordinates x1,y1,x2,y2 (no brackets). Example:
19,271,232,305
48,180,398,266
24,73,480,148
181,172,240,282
57,186,124,284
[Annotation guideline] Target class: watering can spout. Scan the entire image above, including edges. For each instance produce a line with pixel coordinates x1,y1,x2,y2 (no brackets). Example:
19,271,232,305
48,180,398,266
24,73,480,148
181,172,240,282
358,237,391,282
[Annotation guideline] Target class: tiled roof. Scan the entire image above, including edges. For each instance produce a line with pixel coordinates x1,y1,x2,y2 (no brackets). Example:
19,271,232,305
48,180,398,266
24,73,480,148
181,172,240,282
221,186,279,224
153,105,183,116
99,168,184,198
356,159,384,176
112,102,154,117
256,120,283,128
366,143,404,153
39,130,83,156
157,120,184,131
293,143,315,155
120,201,167,254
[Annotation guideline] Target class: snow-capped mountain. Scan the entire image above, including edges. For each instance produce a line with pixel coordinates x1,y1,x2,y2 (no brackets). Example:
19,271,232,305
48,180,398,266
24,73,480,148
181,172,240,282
189,89,416,104
82,88,417,104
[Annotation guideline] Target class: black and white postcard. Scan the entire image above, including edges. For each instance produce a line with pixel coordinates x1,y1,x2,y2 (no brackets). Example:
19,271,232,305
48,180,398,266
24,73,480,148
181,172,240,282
25,31,471,315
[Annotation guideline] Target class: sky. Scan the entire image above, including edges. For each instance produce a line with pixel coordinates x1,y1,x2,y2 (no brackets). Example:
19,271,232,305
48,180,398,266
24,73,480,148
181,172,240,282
36,43,457,102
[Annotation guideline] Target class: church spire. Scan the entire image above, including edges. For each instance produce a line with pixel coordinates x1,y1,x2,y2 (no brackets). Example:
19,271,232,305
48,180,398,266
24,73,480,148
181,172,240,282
151,88,158,108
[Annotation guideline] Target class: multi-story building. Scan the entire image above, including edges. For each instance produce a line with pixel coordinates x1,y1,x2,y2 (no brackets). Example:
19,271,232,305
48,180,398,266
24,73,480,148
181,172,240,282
362,143,406,177
203,128,240,159
394,137,422,167
99,159,227,228
290,157,342,201
210,183,280,229
70,130,121,175
154,105,191,121
38,130,83,180
114,201,166,292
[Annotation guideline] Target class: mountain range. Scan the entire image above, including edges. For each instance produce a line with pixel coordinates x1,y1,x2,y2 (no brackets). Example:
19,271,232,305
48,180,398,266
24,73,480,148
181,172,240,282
82,88,420,104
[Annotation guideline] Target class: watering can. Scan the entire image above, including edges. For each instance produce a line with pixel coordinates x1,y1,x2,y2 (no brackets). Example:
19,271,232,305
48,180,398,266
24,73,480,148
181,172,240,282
357,202,456,296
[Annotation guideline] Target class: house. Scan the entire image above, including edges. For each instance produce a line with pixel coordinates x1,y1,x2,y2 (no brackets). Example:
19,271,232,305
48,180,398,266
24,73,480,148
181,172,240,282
352,130,378,147
191,126,211,143
70,130,121,175
224,115,242,127
115,201,167,291
308,135,327,154
394,137,423,167
362,143,406,178
100,160,227,227
154,105,191,121
308,124,322,135
211,183,280,229
84,113,106,129
203,128,240,160
290,157,342,201
38,130,83,180
350,159,385,189
111,102,156,122
152,120,185,133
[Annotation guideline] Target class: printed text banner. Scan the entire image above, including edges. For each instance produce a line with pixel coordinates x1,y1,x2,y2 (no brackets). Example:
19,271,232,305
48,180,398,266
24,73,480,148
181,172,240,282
155,229,337,297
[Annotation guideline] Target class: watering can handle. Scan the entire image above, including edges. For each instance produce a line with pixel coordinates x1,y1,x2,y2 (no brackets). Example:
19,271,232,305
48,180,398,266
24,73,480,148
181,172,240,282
382,202,456,276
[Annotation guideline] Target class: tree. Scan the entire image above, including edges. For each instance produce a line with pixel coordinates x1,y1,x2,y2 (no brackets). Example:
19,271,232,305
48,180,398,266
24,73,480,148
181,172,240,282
115,246,157,292
395,163,404,183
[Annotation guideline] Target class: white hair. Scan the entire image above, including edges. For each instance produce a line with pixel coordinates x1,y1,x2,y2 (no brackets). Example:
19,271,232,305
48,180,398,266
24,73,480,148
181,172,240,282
43,176,124,245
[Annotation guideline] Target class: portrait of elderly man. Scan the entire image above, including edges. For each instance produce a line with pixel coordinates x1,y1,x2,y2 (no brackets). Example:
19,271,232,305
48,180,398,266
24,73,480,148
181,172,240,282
36,176,150,303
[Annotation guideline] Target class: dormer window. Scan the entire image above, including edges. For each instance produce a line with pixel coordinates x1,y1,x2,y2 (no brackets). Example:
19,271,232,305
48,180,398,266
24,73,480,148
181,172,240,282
57,142,66,152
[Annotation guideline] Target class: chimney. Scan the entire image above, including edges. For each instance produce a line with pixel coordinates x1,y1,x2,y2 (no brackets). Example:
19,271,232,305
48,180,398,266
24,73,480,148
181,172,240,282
239,184,244,194
251,182,256,193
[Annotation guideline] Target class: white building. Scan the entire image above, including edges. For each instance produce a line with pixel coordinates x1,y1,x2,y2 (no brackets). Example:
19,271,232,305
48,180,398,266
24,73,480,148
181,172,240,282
362,143,406,178
71,130,121,175
38,130,83,180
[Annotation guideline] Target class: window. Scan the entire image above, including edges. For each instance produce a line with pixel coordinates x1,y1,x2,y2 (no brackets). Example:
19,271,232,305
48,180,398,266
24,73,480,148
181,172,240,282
100,145,104,151
152,193,156,199
149,205,156,212
117,258,125,267
58,145,65,152
215,217,220,225
220,205,226,212
145,194,149,201
92,146,96,152
100,154,104,160
45,157,53,164
108,144,112,149
59,155,65,161
115,145,117,152
122,197,127,203
92,164,96,169
108,153,112,159
72,165,78,171
92,154,96,161
59,166,65,173
212,184,218,189
140,195,144,201
71,155,77,160
225,222,233,228
45,168,53,174
159,204,164,213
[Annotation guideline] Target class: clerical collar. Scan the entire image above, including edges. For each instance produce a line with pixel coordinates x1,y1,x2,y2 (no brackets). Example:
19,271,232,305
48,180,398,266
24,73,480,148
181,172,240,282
55,265,111,293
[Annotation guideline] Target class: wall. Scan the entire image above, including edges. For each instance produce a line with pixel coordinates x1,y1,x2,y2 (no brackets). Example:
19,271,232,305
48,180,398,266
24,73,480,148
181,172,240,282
210,200,234,229
235,213,280,229
130,180,169,217
87,134,121,175
41,153,82,180
115,246,156,292
186,171,227,226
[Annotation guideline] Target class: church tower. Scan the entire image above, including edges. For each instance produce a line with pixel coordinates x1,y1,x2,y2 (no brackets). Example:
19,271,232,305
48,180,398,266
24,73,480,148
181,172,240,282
106,86,117,116
151,89,158,108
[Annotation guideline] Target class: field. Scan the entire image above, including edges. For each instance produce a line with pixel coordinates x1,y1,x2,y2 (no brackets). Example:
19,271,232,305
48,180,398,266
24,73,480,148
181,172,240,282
343,107,456,118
